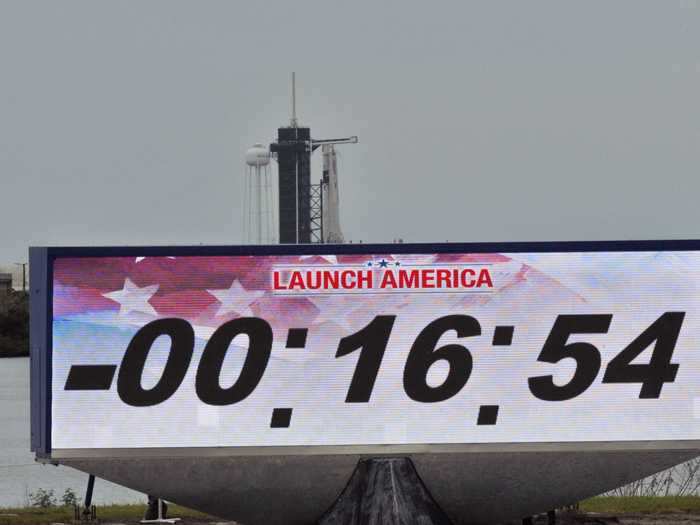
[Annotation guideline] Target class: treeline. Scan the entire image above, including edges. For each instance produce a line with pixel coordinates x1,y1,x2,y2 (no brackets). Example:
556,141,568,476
0,290,29,357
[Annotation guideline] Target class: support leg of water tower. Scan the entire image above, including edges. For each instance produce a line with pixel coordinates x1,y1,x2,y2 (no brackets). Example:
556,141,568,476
318,457,453,525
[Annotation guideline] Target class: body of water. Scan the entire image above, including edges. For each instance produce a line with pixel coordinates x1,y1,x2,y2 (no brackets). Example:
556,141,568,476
0,357,142,508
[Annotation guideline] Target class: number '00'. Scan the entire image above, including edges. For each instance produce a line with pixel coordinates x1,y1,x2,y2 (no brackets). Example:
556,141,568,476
117,318,272,407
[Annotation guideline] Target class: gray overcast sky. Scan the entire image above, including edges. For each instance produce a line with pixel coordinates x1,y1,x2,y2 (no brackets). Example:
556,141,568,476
1,1,699,264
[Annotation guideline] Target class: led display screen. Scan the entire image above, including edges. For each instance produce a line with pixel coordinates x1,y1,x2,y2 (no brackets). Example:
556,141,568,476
47,247,700,450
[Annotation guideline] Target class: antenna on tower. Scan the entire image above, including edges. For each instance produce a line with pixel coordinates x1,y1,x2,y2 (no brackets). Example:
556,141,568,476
290,72,298,128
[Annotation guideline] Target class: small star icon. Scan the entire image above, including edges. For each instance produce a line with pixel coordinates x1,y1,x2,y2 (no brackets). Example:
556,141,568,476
379,259,389,268
367,261,373,267
394,261,401,267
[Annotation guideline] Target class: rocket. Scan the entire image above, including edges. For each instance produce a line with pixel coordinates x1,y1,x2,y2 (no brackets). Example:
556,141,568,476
322,145,344,244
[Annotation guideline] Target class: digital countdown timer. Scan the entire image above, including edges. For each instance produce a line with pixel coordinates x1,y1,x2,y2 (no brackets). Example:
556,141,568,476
43,246,700,450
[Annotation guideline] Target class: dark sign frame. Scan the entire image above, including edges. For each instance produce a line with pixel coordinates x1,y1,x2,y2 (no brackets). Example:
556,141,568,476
30,239,700,457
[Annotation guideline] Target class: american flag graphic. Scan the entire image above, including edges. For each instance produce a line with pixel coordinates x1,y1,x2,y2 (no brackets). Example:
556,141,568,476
53,252,561,351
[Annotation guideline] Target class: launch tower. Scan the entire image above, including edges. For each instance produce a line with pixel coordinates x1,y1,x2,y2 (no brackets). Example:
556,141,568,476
270,73,357,244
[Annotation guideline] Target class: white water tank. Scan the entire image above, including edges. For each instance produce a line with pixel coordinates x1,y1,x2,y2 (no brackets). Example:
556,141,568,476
245,143,271,167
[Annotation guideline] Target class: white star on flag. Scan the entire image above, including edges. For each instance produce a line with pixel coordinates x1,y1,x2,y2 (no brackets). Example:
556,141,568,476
135,256,176,263
207,279,265,317
299,255,338,264
102,278,159,317
308,295,359,330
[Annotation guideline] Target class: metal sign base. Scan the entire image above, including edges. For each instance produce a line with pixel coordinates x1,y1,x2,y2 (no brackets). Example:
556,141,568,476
319,457,453,525
141,498,180,524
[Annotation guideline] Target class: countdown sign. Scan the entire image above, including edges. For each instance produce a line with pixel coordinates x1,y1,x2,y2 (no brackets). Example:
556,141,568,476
28,241,700,453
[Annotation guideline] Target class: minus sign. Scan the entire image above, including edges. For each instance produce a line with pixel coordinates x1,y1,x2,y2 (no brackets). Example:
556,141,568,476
65,365,117,390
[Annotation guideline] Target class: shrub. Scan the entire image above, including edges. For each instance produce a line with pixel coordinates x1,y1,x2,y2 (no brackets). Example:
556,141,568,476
61,488,78,507
0,290,29,357
607,457,700,497
29,488,56,508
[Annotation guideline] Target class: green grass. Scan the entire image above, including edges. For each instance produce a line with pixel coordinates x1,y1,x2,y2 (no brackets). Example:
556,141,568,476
580,496,700,513
0,503,216,524
5,497,700,524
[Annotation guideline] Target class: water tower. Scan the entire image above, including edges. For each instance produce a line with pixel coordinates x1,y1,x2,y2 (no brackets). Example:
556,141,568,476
243,143,275,244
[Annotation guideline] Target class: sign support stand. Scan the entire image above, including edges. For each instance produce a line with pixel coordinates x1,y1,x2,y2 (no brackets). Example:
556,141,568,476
141,497,180,524
319,457,453,525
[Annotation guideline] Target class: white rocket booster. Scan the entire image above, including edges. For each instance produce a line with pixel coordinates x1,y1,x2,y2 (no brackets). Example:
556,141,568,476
321,144,344,244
